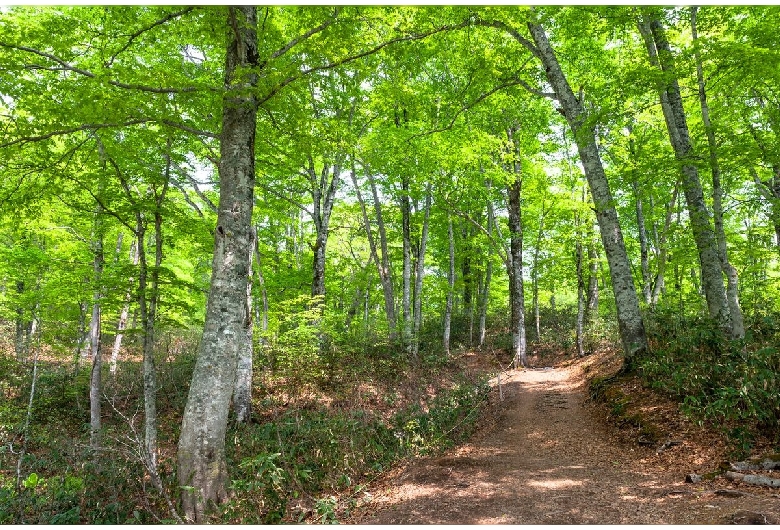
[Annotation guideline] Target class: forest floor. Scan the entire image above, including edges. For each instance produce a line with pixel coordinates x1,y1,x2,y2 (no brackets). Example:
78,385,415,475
346,349,780,525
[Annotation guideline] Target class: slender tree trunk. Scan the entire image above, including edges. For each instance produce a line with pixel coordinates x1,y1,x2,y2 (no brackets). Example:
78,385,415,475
691,7,745,339
531,204,548,341
178,7,258,521
528,20,648,364
14,281,26,361
352,165,397,340
506,125,528,369
443,218,455,356
401,175,412,351
585,235,599,320
411,186,432,359
651,183,680,306
638,11,731,333
310,160,341,300
628,133,652,305
89,205,104,453
575,237,586,358
111,238,139,375
478,199,495,348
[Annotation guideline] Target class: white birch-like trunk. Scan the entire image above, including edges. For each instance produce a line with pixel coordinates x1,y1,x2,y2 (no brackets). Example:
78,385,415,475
528,20,648,363
178,7,258,522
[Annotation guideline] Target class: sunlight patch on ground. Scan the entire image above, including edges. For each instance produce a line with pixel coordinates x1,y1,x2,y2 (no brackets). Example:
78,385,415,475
526,478,584,490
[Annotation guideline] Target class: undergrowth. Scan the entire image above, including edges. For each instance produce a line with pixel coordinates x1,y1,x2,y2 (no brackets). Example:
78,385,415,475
1,324,491,524
635,309,780,455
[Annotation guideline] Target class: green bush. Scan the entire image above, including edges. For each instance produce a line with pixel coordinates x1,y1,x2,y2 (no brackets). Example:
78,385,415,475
638,310,780,454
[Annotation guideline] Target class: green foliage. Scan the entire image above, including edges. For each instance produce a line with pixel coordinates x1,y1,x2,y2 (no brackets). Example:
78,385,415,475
222,375,489,524
638,309,780,454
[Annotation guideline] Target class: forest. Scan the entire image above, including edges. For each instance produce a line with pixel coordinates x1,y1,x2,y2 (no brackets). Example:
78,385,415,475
1,5,779,524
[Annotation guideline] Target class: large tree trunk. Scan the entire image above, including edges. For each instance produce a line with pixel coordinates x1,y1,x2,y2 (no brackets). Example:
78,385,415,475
528,20,648,363
638,11,731,334
234,225,256,424
506,125,528,369
178,7,258,522
691,7,745,339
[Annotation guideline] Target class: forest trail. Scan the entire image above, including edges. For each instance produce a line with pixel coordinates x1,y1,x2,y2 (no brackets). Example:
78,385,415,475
350,355,780,525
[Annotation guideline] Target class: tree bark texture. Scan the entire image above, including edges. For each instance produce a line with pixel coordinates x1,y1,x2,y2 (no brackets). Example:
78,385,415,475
639,11,731,333
528,20,648,362
691,6,745,339
506,125,528,369
411,186,432,359
234,225,256,424
178,6,258,522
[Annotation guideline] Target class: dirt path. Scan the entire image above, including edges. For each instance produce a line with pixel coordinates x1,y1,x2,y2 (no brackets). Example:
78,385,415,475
350,358,779,524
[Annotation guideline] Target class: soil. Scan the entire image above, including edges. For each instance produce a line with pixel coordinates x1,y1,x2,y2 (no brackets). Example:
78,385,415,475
346,351,780,525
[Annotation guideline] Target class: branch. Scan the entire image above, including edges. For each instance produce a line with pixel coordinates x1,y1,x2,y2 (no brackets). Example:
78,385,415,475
440,192,510,270
473,18,541,60
0,120,149,148
106,7,196,68
0,41,208,94
257,17,473,107
267,8,340,64
406,75,532,141
171,162,218,214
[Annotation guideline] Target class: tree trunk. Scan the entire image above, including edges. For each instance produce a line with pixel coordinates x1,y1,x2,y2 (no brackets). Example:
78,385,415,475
651,183,679,306
178,7,258,522
691,6,745,339
89,206,104,453
638,11,731,333
528,20,648,364
585,235,599,320
234,225,256,424
628,133,652,305
401,175,412,351
352,165,397,341
443,218,455,356
531,206,547,342
411,186,432,359
506,125,528,369
478,199,495,348
111,237,139,375
575,237,586,358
